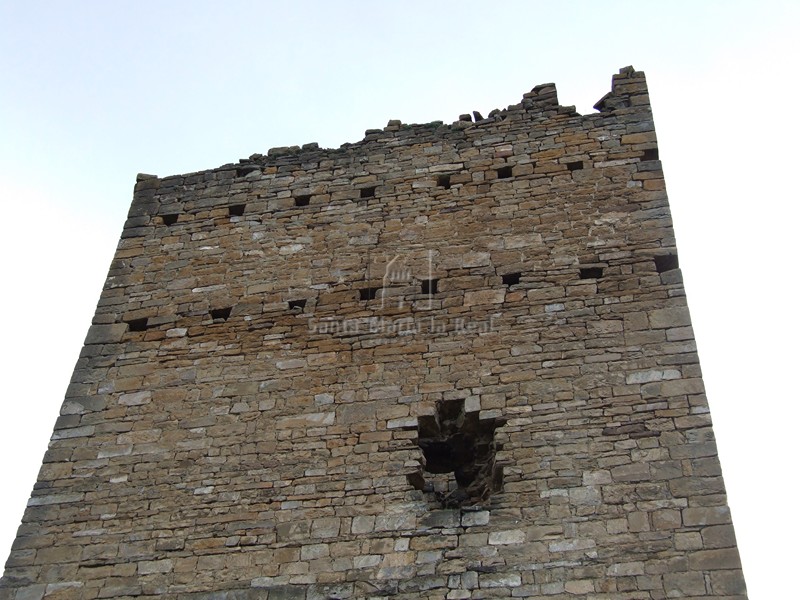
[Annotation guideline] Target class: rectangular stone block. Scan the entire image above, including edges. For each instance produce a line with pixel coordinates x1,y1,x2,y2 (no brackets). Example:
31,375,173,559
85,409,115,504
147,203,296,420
84,324,128,345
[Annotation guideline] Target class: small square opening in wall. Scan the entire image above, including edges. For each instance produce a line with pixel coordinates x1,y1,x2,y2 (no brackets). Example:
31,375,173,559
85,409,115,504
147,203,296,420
502,272,521,286
360,186,376,199
642,148,660,161
294,195,311,207
654,254,679,273
161,214,179,226
359,287,379,301
228,204,246,217
579,267,604,279
496,166,513,179
126,317,148,332
210,307,232,321
567,161,584,172
288,299,307,310
437,174,451,189
421,279,439,294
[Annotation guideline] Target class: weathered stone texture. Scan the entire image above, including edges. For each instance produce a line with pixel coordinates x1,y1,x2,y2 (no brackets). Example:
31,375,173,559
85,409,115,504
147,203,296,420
1,66,746,598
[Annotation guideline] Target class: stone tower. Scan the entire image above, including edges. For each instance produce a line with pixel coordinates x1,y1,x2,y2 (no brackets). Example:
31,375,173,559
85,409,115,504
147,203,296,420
1,67,747,599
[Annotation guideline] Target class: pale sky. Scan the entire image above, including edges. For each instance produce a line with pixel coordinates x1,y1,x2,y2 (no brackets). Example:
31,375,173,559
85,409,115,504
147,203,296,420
1,1,798,597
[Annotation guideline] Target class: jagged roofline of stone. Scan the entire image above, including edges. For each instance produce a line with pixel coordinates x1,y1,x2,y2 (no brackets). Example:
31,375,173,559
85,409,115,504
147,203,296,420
134,65,643,185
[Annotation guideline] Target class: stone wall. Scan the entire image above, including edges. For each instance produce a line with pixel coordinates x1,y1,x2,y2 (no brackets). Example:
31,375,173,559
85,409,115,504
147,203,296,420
0,67,747,599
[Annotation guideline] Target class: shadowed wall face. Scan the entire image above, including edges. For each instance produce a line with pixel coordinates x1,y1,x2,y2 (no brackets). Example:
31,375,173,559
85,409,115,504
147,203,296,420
0,67,747,599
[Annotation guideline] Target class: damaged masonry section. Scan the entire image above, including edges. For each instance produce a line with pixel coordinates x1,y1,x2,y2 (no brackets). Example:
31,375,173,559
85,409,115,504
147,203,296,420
408,399,506,508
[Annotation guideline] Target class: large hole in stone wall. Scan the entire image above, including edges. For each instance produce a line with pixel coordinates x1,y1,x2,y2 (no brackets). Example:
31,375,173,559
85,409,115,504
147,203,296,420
502,272,521,286
437,174,451,189
210,307,232,322
294,195,311,207
360,186,377,199
654,254,679,273
410,399,505,508
126,318,148,332
161,214,179,226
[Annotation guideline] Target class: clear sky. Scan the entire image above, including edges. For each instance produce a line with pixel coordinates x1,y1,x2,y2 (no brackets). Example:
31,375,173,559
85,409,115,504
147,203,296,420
1,1,797,596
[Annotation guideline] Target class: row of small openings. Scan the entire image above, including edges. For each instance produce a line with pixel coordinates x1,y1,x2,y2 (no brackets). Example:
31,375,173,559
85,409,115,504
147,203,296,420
494,161,582,180
501,257,675,286
357,271,604,299
320,257,672,309
160,205,245,226
162,156,613,225
161,187,379,225
127,258,677,332
355,270,605,303
211,302,312,321
129,302,309,331
162,159,600,223
501,268,604,285
437,157,584,186
295,188,376,206
161,188,372,224
359,279,439,300
293,188,377,207
443,160,587,188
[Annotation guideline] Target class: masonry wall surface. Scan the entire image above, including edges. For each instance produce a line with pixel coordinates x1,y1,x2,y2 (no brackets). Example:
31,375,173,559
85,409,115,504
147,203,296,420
1,67,747,599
